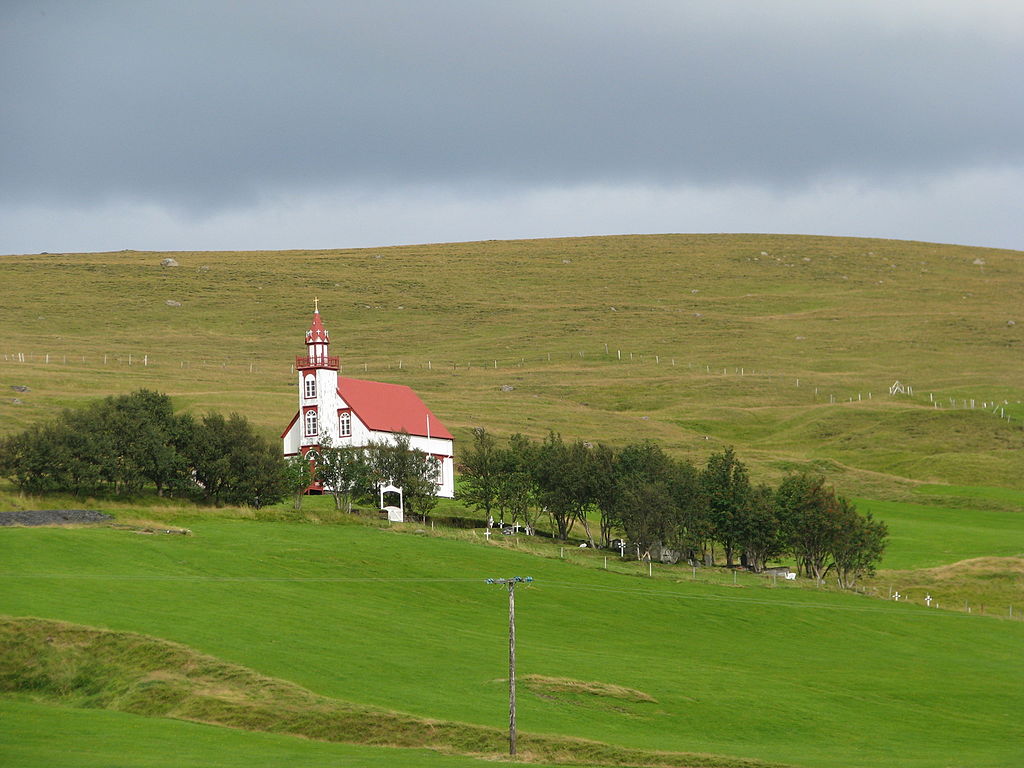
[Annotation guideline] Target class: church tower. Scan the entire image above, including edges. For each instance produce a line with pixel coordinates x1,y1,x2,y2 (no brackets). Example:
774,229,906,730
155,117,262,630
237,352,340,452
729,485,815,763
294,298,339,452
281,302,456,498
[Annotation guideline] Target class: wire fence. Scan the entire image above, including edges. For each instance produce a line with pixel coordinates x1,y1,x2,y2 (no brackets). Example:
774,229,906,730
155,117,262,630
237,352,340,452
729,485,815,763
3,346,1018,422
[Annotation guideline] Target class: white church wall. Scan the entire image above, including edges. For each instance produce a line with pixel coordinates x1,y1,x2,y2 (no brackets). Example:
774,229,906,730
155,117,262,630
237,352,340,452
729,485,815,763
282,421,301,456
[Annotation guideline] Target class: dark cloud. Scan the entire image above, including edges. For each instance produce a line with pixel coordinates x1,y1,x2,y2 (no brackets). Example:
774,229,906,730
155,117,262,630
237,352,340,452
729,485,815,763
3,2,1022,208
1,2,1022,251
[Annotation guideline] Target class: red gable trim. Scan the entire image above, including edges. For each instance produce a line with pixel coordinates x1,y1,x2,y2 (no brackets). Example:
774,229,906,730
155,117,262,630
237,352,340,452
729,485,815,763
337,377,454,440
280,411,299,439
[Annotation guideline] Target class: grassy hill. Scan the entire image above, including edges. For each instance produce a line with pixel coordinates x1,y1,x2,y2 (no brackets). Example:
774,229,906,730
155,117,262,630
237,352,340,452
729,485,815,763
2,517,1023,768
1,234,1022,767
1,234,1022,499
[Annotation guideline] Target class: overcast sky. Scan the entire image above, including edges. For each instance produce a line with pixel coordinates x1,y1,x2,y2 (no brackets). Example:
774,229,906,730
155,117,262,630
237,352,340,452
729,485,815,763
2,1,1022,254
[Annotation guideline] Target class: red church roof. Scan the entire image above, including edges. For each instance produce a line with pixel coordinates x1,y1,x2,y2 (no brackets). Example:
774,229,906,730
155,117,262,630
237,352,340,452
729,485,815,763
339,377,454,440
306,310,329,343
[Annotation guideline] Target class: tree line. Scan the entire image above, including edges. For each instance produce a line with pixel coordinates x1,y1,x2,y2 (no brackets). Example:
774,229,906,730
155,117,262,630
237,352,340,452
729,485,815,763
0,389,442,515
0,390,285,506
458,428,887,586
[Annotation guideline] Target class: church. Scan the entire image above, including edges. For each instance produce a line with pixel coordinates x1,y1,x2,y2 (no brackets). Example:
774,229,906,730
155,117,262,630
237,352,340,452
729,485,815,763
281,304,455,498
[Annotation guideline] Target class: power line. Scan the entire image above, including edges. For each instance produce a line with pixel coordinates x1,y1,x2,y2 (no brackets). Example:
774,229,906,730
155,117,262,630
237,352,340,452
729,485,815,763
1,572,991,621
534,580,985,619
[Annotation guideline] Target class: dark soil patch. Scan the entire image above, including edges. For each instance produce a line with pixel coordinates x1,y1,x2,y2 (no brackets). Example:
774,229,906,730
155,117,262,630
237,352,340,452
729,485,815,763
0,509,112,527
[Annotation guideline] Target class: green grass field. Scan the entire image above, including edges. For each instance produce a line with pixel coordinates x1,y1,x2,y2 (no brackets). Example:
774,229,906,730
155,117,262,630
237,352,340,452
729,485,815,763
0,698,501,768
2,518,1023,768
2,234,1022,766
856,498,1024,570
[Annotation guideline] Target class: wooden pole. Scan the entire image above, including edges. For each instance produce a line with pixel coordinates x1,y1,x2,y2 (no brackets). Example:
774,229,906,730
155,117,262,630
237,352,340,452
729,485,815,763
508,579,517,757
486,576,531,757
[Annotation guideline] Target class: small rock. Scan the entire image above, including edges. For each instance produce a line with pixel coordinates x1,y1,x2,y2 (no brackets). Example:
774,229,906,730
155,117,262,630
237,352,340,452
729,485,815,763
11,385,30,392
691,289,699,293
500,384,515,392
609,306,617,311
373,254,383,259
802,257,811,262
11,398,22,405
562,258,572,264
795,336,806,340
973,257,986,266
165,300,182,307
760,251,768,256
693,312,702,318
160,257,179,267
1009,320,1017,327
197,265,209,271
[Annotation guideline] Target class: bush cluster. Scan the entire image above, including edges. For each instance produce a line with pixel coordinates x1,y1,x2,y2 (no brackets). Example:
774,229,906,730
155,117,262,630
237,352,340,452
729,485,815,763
0,390,285,507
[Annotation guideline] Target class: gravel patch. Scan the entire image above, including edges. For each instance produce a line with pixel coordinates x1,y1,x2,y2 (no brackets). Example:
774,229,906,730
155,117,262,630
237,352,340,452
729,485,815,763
0,509,113,527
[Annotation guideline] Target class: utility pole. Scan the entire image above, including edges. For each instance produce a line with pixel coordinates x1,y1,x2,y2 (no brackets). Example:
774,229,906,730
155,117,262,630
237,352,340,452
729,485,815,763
486,576,533,756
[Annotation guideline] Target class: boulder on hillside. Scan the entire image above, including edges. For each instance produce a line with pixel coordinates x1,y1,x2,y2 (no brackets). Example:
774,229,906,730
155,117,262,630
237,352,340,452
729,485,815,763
160,257,179,267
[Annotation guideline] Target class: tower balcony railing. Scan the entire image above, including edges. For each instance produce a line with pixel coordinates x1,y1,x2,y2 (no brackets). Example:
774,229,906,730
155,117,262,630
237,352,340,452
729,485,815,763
296,355,339,370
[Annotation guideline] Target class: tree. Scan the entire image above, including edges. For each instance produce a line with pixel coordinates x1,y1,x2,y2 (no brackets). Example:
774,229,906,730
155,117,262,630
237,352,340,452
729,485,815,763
610,441,676,558
589,442,619,547
315,435,373,512
457,427,502,519
283,454,315,510
494,434,540,532
531,432,597,544
189,412,286,507
734,483,783,572
366,433,440,520
776,473,842,582
105,389,191,497
702,448,751,567
616,475,673,560
831,500,888,588
665,457,709,564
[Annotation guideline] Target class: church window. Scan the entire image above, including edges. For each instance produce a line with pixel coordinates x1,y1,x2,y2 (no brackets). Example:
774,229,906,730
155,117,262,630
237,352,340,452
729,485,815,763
304,408,318,437
304,375,316,399
339,410,352,437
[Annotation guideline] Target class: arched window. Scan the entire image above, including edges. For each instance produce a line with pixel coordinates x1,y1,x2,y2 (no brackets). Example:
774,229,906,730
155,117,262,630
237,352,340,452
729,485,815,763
304,408,318,437
339,410,352,437
304,375,316,399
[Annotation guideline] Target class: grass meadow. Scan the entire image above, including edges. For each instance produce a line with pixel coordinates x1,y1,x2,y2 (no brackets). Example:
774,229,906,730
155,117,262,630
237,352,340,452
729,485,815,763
2,518,1023,768
1,698,499,768
2,234,1022,767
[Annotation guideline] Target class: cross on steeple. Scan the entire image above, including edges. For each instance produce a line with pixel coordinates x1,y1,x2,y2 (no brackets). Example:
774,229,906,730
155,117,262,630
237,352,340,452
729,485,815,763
314,296,320,313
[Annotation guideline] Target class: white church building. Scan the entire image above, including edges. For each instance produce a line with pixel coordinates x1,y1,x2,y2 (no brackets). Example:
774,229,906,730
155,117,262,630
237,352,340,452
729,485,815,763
281,305,455,498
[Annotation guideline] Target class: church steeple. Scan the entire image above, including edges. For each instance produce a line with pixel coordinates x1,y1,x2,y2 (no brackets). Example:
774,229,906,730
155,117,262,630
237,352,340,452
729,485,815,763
299,298,338,370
